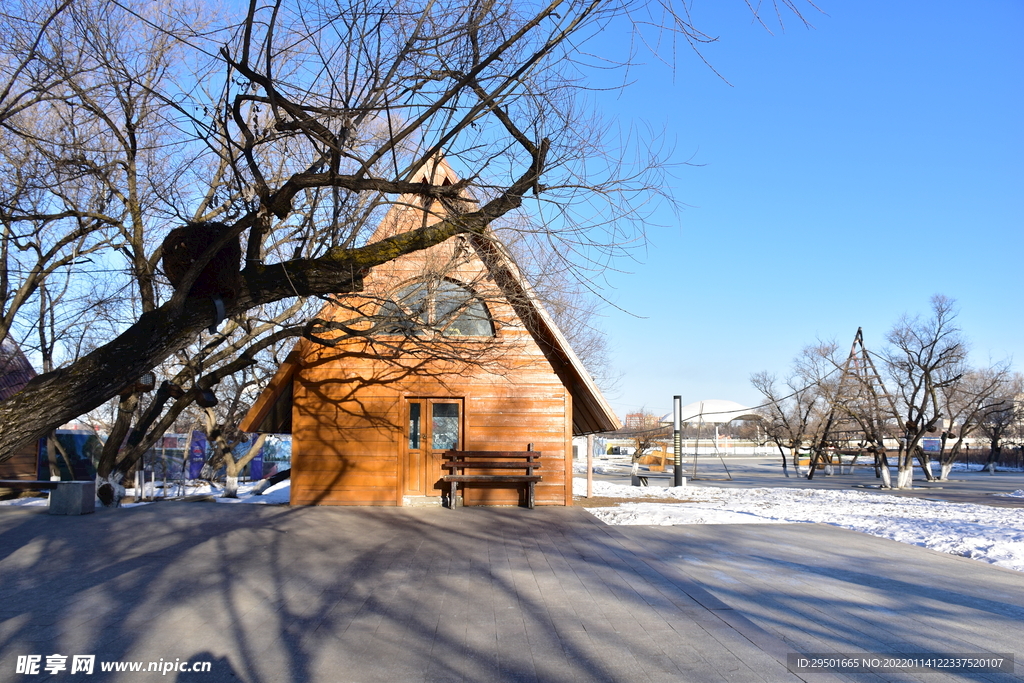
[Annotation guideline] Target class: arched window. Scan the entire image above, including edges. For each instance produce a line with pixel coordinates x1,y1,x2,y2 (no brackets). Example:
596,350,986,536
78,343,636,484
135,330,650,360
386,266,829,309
378,279,493,337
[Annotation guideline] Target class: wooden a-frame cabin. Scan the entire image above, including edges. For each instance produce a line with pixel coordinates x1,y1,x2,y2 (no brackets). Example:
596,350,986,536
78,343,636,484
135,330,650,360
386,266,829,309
240,158,619,507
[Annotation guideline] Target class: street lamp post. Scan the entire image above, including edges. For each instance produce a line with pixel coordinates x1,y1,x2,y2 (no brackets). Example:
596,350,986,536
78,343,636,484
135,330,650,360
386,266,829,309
673,395,683,487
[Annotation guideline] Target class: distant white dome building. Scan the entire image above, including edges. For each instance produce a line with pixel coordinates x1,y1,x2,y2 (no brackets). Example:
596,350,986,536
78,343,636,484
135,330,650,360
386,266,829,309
663,399,761,425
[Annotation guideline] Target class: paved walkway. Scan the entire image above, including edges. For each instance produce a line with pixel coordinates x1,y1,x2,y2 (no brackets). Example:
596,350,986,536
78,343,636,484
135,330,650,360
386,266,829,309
0,504,1020,682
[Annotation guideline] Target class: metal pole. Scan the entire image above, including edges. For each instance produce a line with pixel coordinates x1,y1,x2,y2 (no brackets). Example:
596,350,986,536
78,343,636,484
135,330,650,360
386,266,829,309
586,433,594,498
673,396,683,487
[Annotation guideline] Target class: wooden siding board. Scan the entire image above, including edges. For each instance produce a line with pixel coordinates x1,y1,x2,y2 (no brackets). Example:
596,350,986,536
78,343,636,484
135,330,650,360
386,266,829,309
564,390,573,506
0,440,39,481
281,195,579,507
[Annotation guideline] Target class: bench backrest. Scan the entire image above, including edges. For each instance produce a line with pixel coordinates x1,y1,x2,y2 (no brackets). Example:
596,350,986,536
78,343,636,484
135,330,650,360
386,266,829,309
442,450,541,473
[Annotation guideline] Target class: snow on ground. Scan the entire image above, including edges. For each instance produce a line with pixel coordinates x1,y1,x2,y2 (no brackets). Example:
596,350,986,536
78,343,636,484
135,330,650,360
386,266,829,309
574,477,1024,573
0,495,48,508
212,480,291,505
948,462,1024,473
6,472,1022,572
572,461,631,475
0,479,292,507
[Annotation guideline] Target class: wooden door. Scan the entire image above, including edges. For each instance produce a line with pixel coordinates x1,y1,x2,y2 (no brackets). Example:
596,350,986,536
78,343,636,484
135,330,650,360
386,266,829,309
404,398,463,497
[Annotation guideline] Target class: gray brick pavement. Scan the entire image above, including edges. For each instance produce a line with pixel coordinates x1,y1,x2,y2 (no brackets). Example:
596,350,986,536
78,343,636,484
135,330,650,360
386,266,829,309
0,504,1018,682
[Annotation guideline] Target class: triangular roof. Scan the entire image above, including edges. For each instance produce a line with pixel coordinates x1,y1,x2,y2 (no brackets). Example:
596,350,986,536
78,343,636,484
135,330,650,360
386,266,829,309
241,156,619,435
0,336,37,403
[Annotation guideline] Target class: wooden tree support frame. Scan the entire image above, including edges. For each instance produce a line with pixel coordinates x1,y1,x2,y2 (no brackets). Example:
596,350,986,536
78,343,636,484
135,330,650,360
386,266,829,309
808,328,897,480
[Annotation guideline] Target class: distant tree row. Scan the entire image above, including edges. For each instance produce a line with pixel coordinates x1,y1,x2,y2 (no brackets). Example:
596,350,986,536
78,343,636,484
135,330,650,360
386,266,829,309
752,295,1020,488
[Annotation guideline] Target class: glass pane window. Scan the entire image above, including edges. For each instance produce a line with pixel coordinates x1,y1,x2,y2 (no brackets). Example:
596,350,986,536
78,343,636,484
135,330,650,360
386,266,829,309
378,279,492,337
379,300,422,335
431,403,459,451
434,280,493,336
408,403,421,449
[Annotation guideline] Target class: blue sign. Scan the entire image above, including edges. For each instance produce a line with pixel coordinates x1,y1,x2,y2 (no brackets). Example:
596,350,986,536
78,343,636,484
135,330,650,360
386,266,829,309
188,431,208,479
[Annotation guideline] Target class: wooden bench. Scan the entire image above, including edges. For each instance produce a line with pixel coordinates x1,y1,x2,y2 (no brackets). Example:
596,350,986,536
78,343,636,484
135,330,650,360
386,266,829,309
0,479,95,515
441,450,542,509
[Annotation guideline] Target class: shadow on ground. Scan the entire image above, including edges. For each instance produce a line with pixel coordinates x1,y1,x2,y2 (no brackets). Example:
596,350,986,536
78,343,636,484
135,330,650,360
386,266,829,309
2,503,1021,682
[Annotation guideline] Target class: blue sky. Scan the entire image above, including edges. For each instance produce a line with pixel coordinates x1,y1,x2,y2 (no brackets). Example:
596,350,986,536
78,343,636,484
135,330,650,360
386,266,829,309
583,1,1024,419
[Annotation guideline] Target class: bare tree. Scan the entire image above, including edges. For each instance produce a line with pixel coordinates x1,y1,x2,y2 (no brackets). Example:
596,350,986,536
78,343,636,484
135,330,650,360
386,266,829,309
495,225,617,390
767,301,1014,489
620,409,668,464
879,295,967,488
978,377,1023,473
198,367,269,498
0,0,638,460
90,299,310,505
935,366,1014,479
752,360,827,478
0,0,816,475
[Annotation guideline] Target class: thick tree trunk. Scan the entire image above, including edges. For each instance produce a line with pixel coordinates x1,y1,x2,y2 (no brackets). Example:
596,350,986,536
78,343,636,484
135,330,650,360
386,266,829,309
777,443,789,477
896,468,912,488
221,434,266,499
224,474,239,498
876,449,893,488
97,394,139,480
938,441,959,480
96,472,126,508
922,461,935,480
0,259,365,460
0,178,544,462
917,450,936,481
983,444,1000,473
896,447,914,488
879,465,892,489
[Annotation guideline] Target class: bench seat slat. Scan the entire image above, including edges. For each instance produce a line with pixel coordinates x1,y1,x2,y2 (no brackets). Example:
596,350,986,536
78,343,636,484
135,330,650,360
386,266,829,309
441,461,541,470
444,451,540,458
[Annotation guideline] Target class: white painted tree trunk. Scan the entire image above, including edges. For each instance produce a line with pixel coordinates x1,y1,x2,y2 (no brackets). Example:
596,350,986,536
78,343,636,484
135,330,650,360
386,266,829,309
922,459,935,481
897,464,913,489
879,464,892,488
96,473,125,507
940,462,953,480
224,475,239,498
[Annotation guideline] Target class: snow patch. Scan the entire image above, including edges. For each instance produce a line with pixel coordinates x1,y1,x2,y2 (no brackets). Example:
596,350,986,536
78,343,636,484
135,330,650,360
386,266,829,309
575,478,1024,573
0,479,292,507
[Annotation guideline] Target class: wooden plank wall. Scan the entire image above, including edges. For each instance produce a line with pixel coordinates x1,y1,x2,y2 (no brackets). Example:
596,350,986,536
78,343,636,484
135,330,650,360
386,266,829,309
287,183,576,507
290,327,572,507
290,365,402,506
0,440,39,481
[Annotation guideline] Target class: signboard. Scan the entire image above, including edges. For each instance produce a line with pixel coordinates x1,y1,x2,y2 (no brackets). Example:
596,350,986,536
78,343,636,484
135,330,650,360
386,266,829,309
188,431,208,479
260,435,291,479
36,431,100,481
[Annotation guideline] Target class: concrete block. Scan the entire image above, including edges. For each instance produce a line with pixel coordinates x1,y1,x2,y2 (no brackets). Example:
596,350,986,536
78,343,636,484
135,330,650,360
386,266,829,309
49,481,95,515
